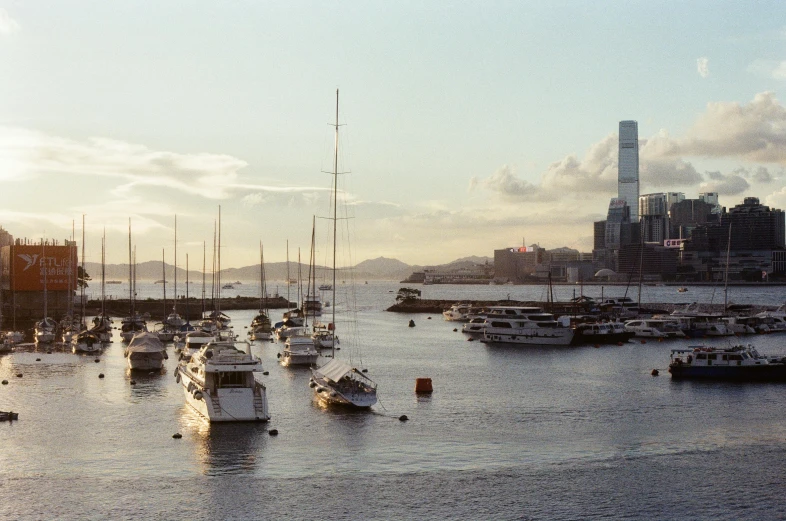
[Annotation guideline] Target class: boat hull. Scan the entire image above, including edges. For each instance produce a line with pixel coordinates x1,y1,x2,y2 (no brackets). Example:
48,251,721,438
177,368,269,422
481,328,574,346
669,363,786,381
126,353,166,371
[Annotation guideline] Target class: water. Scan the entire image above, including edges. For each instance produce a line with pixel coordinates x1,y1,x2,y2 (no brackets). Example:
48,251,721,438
2,282,786,520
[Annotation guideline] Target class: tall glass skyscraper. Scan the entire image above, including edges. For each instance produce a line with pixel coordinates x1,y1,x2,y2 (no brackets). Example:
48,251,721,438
618,120,639,222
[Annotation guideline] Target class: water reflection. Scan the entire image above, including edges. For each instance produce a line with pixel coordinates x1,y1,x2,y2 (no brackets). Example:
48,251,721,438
126,368,168,398
183,413,268,475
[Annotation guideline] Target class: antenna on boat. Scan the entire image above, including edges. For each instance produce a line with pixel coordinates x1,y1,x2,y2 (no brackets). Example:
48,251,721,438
331,88,339,360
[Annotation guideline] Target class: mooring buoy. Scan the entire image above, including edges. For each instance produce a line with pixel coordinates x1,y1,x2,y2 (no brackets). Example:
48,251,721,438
262,371,269,375
1,380,8,385
130,380,136,385
94,358,100,363
651,369,659,376
453,328,458,332
269,429,279,436
98,373,105,379
399,415,409,421
172,433,182,439
408,320,415,327
36,358,41,361
16,373,22,378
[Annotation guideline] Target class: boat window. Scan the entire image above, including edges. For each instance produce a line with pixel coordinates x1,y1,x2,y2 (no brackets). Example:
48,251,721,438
696,354,707,359
729,355,743,361
490,321,511,328
707,354,717,360
217,371,245,388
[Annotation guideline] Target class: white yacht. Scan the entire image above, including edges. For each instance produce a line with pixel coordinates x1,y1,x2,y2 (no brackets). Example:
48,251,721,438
280,335,319,366
175,330,216,360
72,330,102,354
248,312,272,341
481,311,574,346
624,319,686,338
176,339,270,422
312,325,338,349
124,331,168,370
303,294,323,317
309,359,377,408
442,302,474,322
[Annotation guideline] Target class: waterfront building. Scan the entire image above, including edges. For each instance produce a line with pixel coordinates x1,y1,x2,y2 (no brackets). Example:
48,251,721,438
669,198,719,239
639,192,685,244
494,245,544,283
618,120,640,222
618,243,678,280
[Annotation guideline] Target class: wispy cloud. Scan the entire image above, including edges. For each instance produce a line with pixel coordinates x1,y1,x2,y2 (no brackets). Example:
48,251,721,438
748,59,786,81
0,8,20,36
697,57,710,78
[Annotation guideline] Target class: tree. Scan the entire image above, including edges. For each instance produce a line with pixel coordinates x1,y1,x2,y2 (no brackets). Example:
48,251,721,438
396,287,421,303
77,266,91,289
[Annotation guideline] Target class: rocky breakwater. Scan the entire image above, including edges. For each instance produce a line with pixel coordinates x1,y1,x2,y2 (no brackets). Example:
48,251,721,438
91,296,294,321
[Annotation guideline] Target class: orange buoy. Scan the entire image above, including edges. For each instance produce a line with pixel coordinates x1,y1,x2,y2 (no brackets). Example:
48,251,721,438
415,378,433,394
641,340,646,344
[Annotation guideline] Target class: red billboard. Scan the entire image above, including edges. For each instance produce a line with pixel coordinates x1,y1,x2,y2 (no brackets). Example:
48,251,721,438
12,245,76,291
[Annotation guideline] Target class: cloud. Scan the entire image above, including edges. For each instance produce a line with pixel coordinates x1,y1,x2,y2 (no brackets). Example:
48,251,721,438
731,166,776,183
0,8,20,36
699,171,750,195
482,165,549,201
697,57,709,78
540,134,619,193
658,92,786,164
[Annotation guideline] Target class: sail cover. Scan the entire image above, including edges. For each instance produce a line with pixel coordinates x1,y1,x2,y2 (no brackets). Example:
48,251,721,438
315,359,353,383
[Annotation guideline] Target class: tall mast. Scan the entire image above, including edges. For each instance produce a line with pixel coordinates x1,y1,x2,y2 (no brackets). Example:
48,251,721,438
128,218,133,315
217,205,222,315
42,238,47,319
724,222,732,310
162,248,167,320
202,241,206,317
259,241,265,313
286,240,291,312
81,214,85,327
331,88,339,359
173,214,177,314
101,228,106,317
186,253,190,323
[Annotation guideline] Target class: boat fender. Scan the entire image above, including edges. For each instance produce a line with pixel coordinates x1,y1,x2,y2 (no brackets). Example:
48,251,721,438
175,372,181,384
277,353,281,358
309,382,316,388
330,392,337,397
193,391,203,401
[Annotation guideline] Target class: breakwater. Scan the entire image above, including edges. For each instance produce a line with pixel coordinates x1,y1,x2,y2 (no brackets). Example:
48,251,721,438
386,299,775,315
88,296,293,321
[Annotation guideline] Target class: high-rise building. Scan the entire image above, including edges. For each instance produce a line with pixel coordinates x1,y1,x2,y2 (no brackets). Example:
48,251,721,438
639,192,685,243
618,120,640,222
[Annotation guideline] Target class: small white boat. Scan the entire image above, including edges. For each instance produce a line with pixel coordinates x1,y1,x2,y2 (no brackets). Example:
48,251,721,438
124,331,168,370
442,302,474,322
89,315,113,343
280,335,319,366
248,312,272,341
312,327,338,349
176,339,270,422
153,322,177,343
624,319,686,338
310,359,377,408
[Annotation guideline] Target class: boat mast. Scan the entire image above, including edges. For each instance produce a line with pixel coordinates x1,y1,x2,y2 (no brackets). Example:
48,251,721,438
101,228,106,318
309,216,316,328
724,222,732,310
162,248,167,320
42,238,47,320
331,88,339,359
185,253,190,324
173,214,177,314
128,218,133,316
217,205,221,316
202,241,206,318
81,214,85,328
286,240,291,313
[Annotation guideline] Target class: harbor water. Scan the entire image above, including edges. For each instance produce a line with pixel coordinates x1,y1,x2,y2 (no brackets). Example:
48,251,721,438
2,282,786,520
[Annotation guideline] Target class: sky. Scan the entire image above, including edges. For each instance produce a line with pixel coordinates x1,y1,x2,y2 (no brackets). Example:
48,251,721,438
1,1,786,269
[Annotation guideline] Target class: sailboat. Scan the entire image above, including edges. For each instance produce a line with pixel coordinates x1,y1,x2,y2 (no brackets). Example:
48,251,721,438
155,249,177,342
248,242,273,341
89,229,113,343
34,240,57,344
280,228,319,367
72,216,102,354
165,215,186,330
309,90,377,408
120,220,147,343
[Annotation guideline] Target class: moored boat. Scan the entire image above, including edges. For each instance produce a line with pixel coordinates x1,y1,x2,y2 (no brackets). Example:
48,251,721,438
669,344,786,381
124,331,168,370
176,339,270,422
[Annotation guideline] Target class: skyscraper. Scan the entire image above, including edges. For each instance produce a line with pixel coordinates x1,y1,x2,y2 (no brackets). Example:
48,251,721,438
618,120,639,222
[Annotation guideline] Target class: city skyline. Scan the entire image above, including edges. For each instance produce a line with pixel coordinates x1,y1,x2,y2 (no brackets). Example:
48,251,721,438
1,3,786,268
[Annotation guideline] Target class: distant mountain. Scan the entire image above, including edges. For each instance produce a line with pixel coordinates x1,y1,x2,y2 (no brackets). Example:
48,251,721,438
83,255,491,283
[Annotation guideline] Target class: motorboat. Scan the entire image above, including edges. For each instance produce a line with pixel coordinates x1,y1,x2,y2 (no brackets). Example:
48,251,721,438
319,284,332,291
71,330,102,354
480,312,574,346
462,316,488,335
442,302,474,322
280,335,319,366
571,322,634,345
274,320,307,340
175,339,270,422
309,358,377,407
669,344,786,381
0,337,13,353
35,317,58,344
165,312,187,328
719,316,757,335
174,330,215,360
624,319,686,338
124,331,168,370
312,325,338,349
